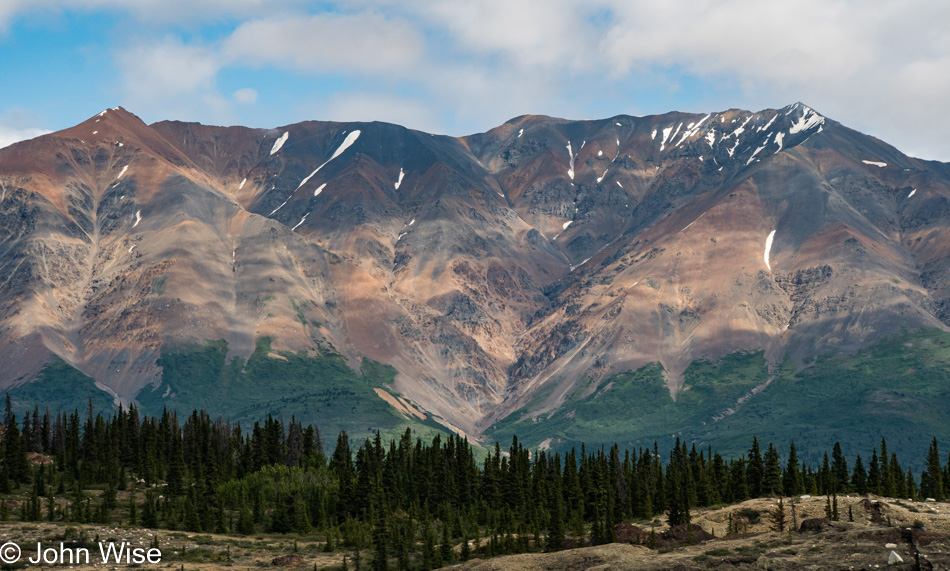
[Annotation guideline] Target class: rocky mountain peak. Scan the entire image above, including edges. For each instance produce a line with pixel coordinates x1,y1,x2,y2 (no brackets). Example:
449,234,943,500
1,103,948,454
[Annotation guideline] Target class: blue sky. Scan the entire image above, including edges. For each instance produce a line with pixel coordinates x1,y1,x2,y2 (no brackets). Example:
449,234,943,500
2,1,949,161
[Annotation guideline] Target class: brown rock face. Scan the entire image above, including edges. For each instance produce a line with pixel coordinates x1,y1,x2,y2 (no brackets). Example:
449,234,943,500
1,103,948,437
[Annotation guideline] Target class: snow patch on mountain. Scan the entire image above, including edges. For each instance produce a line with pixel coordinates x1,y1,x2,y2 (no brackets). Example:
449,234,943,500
789,107,824,134
862,160,887,167
297,130,362,189
681,212,706,232
664,122,682,150
731,116,752,139
675,114,710,147
747,144,767,165
292,212,309,231
270,132,289,155
566,141,576,180
314,183,326,197
660,126,673,150
394,168,405,190
757,114,777,132
269,199,289,216
764,230,776,271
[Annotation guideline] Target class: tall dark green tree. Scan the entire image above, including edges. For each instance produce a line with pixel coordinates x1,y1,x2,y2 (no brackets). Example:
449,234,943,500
763,443,782,496
922,438,944,501
747,437,764,498
784,442,802,496
851,455,868,495
831,442,849,493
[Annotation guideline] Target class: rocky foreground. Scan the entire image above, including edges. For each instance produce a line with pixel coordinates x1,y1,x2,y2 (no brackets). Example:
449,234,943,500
454,495,950,570
0,495,947,570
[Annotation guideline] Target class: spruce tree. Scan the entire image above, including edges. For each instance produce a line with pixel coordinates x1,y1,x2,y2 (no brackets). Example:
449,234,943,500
371,516,389,571
459,528,470,561
922,437,944,500
331,431,356,517
440,523,453,565
831,442,849,493
128,492,137,526
747,437,764,498
763,443,782,496
868,449,881,495
166,434,186,497
237,506,254,535
906,467,917,500
420,522,436,571
851,455,868,495
141,491,158,528
784,442,802,497
3,409,30,484
819,453,832,495
769,498,787,532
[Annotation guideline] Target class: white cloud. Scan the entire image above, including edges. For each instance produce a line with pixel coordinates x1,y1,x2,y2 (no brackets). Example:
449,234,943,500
15,0,949,159
118,36,219,101
223,12,423,75
405,0,594,69
115,36,232,123
0,0,308,28
233,88,258,104
0,125,51,150
321,92,442,134
354,0,950,159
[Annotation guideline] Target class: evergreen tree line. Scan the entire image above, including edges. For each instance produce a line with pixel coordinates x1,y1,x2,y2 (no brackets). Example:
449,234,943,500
1,395,949,569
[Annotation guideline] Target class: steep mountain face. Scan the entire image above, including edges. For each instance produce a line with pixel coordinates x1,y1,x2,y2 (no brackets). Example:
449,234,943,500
1,103,949,452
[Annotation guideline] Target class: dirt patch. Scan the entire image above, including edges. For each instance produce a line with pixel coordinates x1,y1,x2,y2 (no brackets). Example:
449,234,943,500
271,553,305,566
373,387,426,420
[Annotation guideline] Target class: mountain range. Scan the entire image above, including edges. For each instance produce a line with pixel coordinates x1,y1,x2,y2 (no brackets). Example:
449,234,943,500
1,102,948,461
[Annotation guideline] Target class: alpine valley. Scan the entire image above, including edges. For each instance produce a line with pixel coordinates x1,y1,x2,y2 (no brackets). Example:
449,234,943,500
2,103,949,461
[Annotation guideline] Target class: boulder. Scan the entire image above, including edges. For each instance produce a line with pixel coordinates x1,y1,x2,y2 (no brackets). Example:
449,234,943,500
799,517,829,532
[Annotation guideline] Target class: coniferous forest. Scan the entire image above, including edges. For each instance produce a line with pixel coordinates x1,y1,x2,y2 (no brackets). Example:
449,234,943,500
1,394,949,570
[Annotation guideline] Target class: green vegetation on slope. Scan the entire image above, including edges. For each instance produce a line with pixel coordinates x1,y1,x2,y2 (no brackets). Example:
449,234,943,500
710,328,950,465
6,357,115,415
137,337,451,443
488,352,767,453
488,329,950,465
